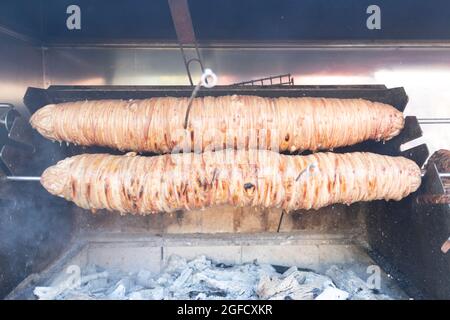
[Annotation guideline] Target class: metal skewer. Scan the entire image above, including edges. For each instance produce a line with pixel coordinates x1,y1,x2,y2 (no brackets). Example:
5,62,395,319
3,172,448,182
2,159,448,182
420,170,450,178
417,118,450,125
5,176,41,181
416,194,450,205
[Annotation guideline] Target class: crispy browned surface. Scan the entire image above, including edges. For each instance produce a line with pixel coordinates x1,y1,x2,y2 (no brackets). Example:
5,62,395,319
30,96,404,153
427,149,450,173
41,150,421,215
421,149,450,204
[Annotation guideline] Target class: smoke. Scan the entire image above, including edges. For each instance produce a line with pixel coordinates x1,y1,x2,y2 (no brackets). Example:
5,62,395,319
0,130,76,298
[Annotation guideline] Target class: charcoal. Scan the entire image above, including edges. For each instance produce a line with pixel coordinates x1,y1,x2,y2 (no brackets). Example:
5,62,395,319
33,256,394,300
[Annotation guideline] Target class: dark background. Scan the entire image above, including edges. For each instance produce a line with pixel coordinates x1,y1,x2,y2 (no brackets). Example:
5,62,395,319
1,0,450,43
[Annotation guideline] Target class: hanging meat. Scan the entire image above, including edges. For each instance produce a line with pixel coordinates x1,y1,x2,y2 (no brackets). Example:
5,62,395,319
30,96,404,153
40,150,421,215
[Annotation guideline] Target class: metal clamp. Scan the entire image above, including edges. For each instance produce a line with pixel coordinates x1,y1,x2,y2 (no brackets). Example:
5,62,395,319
184,68,218,129
200,68,218,88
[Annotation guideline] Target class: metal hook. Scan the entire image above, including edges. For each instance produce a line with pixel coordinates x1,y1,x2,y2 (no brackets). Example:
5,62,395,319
184,53,204,86
183,68,218,130
296,162,318,182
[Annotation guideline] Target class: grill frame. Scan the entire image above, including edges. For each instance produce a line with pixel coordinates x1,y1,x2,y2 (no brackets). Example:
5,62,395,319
10,84,449,299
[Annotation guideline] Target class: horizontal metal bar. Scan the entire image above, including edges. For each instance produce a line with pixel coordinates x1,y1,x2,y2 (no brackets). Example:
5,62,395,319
418,123,450,125
418,118,450,120
41,39,450,49
417,118,450,125
4,174,448,181
416,194,450,205
5,176,41,181
6,173,446,181
420,170,449,177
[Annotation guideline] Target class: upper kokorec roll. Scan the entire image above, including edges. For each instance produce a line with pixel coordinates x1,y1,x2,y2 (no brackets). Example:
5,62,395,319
30,96,404,153
40,150,421,215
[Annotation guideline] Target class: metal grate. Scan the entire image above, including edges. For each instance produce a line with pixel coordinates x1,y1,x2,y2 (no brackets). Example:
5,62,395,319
231,74,294,86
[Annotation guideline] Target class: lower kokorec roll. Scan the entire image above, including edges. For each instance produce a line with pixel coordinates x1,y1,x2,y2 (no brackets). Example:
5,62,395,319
40,150,421,214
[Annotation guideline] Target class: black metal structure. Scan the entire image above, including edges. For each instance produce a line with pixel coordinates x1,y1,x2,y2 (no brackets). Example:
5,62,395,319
0,102,73,299
24,84,408,111
1,0,449,300
18,84,450,299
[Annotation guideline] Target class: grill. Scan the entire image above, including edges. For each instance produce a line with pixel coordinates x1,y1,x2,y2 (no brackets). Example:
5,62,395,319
1,0,449,301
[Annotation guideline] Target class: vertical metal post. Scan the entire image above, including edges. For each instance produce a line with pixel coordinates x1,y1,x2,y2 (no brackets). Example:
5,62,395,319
168,0,205,86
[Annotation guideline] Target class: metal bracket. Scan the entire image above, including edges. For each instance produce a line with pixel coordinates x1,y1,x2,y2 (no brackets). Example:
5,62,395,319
416,162,450,205
0,103,35,176
184,68,218,129
168,0,205,86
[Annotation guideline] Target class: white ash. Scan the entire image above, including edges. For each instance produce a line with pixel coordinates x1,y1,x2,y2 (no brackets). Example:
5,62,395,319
34,255,391,300
325,265,392,300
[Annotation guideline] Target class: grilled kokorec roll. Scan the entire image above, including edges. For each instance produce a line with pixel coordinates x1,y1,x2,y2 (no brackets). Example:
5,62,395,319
30,96,404,153
40,150,420,214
